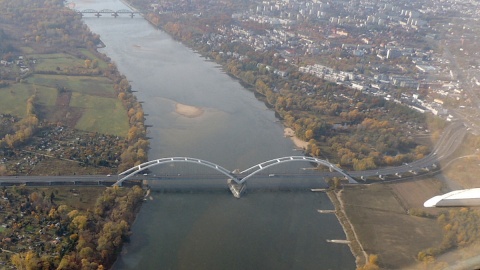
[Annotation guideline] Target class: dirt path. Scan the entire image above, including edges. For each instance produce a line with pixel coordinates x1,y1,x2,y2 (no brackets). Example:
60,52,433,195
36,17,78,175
327,189,367,267
50,90,83,127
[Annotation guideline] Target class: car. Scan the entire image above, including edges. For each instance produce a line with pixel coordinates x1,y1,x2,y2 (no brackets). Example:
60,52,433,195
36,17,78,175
107,174,111,177
268,174,275,177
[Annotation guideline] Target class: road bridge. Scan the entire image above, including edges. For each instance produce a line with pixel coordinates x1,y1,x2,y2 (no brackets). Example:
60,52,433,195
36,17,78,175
76,9,141,18
0,121,467,198
114,156,357,197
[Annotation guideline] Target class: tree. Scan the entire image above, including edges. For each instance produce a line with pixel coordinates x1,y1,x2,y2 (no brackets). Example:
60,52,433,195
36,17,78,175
357,254,380,270
84,59,92,69
79,247,94,259
72,215,88,231
91,59,98,69
11,251,40,270
305,129,314,140
127,126,138,142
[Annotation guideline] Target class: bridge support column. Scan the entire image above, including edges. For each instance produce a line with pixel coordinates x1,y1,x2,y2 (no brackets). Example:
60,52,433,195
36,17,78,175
227,179,246,198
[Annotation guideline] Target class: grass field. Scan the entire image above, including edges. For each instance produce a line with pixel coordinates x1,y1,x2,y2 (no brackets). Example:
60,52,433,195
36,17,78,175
79,49,110,69
28,74,116,98
0,84,37,117
31,50,109,72
32,53,85,72
71,92,128,136
0,61,127,136
0,84,60,112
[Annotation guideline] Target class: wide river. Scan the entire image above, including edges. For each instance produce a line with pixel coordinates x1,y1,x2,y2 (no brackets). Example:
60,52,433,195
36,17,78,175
72,0,356,269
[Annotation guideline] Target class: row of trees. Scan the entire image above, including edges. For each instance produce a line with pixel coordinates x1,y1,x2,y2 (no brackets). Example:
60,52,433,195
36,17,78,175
417,208,480,267
0,94,39,148
112,76,149,172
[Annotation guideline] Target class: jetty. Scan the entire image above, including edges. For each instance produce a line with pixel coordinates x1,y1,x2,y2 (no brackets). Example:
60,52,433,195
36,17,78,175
326,239,351,244
317,209,336,214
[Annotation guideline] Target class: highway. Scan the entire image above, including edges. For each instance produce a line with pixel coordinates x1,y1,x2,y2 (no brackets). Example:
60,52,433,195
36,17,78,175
0,121,468,187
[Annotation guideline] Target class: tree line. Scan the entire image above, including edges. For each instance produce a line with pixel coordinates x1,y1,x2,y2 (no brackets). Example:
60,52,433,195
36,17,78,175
0,93,39,149
417,208,480,268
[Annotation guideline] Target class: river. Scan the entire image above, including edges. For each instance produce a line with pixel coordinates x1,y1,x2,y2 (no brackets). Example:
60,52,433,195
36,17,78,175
71,0,356,269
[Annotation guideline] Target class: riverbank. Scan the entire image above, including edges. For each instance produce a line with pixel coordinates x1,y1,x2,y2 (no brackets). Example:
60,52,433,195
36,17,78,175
284,128,308,150
327,189,367,267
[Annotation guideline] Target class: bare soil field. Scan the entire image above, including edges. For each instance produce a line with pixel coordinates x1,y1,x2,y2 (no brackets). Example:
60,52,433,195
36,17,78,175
390,177,445,212
28,158,113,176
338,180,445,269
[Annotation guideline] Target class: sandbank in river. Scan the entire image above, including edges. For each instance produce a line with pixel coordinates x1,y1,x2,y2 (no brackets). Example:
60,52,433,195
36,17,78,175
175,103,204,118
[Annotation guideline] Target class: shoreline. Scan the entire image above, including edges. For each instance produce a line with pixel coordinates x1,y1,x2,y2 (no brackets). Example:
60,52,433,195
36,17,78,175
283,127,308,149
327,189,367,267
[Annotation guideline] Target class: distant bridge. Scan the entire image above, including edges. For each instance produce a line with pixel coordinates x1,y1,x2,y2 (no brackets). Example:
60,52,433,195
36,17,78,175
76,9,142,18
114,156,357,196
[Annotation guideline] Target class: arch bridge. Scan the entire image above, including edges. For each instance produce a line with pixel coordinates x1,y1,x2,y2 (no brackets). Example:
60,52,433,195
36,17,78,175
114,156,357,197
76,9,141,18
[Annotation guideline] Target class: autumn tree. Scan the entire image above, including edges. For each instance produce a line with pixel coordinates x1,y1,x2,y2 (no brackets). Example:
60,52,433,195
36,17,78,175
84,59,92,68
357,254,380,270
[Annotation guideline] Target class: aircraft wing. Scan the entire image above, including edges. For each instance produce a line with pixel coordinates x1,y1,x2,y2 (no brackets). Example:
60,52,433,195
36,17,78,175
424,188,480,207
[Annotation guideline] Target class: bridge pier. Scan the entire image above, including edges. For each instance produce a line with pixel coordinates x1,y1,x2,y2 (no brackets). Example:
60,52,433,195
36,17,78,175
227,179,246,198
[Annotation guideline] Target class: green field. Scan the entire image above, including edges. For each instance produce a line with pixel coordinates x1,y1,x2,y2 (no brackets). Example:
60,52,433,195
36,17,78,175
20,46,35,54
70,92,128,136
28,74,116,97
79,49,110,69
0,81,58,118
0,72,127,137
30,50,109,73
31,53,85,72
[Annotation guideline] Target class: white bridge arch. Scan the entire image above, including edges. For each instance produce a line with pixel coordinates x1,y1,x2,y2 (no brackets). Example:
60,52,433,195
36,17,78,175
237,156,357,184
114,156,357,186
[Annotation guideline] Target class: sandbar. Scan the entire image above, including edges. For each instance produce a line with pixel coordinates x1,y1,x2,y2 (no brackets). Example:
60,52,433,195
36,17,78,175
284,128,308,149
175,103,204,118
